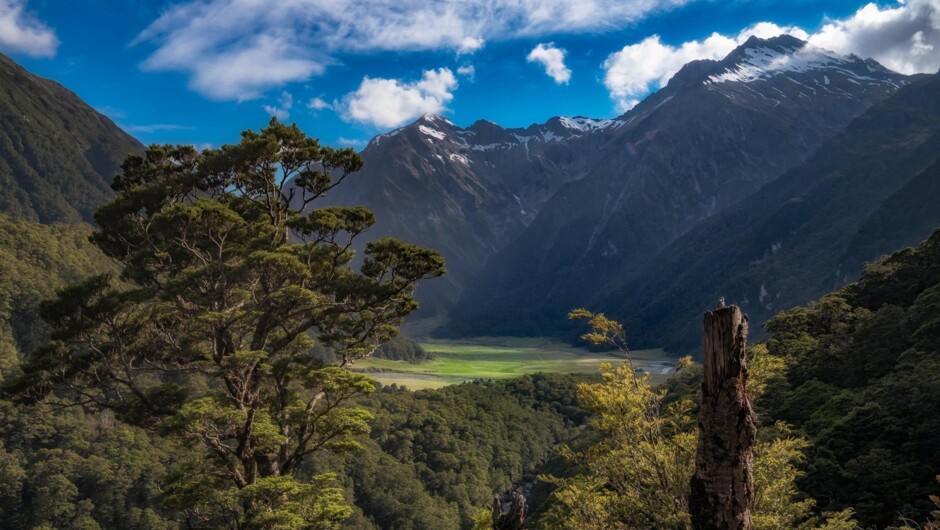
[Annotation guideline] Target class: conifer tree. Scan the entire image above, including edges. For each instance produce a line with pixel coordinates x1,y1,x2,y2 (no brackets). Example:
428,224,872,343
4,120,445,528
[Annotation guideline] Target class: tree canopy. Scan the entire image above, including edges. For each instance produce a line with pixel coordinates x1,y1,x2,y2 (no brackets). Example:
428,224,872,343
4,120,445,527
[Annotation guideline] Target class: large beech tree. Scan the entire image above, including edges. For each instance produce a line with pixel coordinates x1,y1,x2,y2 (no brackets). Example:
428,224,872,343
4,120,445,528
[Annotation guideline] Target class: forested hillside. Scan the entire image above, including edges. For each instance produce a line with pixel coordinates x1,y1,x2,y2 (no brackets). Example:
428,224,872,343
0,214,174,528
0,54,142,224
320,375,587,529
0,214,113,374
760,229,940,526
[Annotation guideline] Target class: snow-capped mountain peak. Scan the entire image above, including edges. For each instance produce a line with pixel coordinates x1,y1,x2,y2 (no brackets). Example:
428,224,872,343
706,35,898,86
558,116,620,132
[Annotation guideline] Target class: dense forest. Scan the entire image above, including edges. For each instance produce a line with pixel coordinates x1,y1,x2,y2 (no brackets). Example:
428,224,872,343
4,200,940,528
760,229,940,527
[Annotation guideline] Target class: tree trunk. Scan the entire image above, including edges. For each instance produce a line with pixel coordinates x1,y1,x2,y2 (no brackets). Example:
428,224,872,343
690,304,756,530
492,488,526,530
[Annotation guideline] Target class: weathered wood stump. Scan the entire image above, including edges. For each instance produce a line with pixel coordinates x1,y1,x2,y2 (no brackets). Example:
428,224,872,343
492,488,526,530
689,304,756,530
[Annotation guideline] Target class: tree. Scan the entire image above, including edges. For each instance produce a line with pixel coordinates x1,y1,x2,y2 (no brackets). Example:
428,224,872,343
537,311,854,530
690,304,756,530
4,120,445,528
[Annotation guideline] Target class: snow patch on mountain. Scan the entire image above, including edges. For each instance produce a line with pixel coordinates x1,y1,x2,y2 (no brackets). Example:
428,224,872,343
418,125,447,141
369,128,403,147
707,45,884,85
559,116,621,132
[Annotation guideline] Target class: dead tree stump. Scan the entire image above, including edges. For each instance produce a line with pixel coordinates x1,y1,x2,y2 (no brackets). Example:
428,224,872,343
689,304,756,530
492,488,526,530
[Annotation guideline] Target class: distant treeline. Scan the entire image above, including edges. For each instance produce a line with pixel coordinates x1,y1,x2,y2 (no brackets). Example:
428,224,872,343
312,335,434,365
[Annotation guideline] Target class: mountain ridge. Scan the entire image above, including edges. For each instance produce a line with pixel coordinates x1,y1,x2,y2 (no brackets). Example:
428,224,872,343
599,71,940,353
446,35,910,339
323,110,625,316
0,52,142,224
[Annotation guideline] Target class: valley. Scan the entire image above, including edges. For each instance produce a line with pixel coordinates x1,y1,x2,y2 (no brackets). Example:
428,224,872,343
354,337,672,390
2,10,940,528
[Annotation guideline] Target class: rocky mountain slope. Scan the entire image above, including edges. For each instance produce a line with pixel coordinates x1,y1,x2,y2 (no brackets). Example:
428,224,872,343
603,71,940,353
447,35,910,338
324,113,627,315
0,53,142,224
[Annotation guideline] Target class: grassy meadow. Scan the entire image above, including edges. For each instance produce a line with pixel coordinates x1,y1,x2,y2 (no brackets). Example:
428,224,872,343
354,337,673,390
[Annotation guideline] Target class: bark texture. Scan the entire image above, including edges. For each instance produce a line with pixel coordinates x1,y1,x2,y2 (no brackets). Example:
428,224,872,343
492,488,526,530
690,304,756,530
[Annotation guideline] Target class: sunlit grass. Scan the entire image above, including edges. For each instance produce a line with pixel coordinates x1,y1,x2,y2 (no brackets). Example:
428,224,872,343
353,337,672,390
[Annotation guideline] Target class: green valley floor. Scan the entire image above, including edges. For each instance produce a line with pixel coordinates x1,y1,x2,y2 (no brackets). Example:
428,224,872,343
353,337,672,390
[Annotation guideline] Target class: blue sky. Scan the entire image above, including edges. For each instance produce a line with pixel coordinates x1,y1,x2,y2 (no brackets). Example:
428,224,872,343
3,0,939,150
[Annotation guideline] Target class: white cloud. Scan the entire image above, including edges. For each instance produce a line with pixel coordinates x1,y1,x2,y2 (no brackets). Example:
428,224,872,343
307,97,333,111
808,0,940,75
134,0,695,100
341,68,458,129
527,42,572,84
457,64,476,81
263,91,294,120
337,137,367,148
457,37,485,55
602,23,817,112
0,0,57,57
139,31,323,101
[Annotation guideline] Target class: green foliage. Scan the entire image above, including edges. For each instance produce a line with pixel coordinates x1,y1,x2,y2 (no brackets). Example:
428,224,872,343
760,228,940,527
536,314,856,530
0,402,177,529
4,120,445,527
334,376,585,529
0,214,113,378
373,335,434,363
313,335,433,365
0,215,177,528
540,363,697,530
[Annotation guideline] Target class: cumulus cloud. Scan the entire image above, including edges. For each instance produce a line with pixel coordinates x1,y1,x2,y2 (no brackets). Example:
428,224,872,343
457,64,476,81
263,91,294,121
808,0,940,75
134,0,694,100
602,0,940,112
307,97,333,111
527,43,572,84
0,0,58,57
457,37,485,55
341,68,458,129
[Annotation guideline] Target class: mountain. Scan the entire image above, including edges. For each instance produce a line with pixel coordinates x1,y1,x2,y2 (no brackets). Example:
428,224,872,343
0,53,142,224
324,113,627,316
600,71,940,353
447,35,909,338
